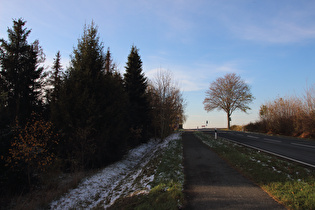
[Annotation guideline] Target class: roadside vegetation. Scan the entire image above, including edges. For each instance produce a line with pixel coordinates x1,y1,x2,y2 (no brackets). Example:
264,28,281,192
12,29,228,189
245,85,315,139
108,133,184,210
0,19,186,208
4,133,184,209
195,131,315,209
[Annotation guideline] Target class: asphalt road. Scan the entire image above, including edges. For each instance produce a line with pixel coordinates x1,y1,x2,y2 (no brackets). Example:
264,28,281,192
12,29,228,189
183,132,285,209
202,130,315,168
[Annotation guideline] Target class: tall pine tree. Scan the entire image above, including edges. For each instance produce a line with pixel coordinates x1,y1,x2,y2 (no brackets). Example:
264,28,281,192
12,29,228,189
48,51,63,104
0,18,44,124
124,45,150,145
104,47,117,74
54,22,128,169
0,19,45,189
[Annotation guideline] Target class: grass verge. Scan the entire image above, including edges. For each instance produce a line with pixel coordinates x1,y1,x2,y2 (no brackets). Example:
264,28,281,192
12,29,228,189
195,131,315,210
108,134,184,210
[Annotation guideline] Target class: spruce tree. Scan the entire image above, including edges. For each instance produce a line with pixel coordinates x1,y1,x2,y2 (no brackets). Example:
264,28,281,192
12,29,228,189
124,45,150,145
104,47,117,74
55,22,128,169
49,51,63,104
43,51,63,120
0,18,44,124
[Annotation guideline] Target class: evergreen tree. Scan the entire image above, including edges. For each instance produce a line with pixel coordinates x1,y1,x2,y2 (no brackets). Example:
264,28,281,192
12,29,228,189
48,51,63,104
104,47,116,74
54,22,128,169
0,18,45,191
0,18,44,124
124,45,150,145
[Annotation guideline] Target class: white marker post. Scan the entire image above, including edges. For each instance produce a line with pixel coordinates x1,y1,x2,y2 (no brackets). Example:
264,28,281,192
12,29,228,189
215,128,217,140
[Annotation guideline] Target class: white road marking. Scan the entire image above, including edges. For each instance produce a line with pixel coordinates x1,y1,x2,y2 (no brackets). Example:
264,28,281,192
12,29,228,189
247,135,259,139
291,143,315,149
263,138,281,143
224,139,315,168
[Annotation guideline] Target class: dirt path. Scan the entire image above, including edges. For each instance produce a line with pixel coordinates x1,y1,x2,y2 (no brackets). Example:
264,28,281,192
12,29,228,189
182,131,285,210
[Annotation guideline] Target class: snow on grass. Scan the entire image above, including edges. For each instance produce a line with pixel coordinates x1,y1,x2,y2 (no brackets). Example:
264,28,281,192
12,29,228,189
50,133,181,209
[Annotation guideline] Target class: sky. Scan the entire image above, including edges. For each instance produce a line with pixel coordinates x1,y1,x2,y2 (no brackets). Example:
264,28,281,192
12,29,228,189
1,0,315,129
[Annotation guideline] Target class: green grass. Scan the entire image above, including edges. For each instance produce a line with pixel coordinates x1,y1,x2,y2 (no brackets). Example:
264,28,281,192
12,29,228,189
195,131,315,210
108,134,184,210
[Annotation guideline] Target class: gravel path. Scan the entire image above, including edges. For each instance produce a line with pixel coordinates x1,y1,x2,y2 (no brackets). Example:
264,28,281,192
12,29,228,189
182,131,285,210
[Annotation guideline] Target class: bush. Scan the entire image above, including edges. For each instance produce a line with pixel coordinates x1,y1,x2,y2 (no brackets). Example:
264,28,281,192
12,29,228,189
3,113,58,186
244,122,264,133
230,125,244,131
247,85,315,138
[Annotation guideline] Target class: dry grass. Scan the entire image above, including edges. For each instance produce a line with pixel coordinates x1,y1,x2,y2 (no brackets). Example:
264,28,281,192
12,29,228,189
230,125,244,131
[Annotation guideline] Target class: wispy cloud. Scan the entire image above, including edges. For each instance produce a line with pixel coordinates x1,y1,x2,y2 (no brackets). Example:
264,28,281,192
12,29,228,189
206,1,315,44
232,20,315,44
145,60,245,92
145,67,207,92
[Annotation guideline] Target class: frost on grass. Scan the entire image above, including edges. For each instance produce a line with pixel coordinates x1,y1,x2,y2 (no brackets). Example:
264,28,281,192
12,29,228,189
50,133,181,209
152,138,184,187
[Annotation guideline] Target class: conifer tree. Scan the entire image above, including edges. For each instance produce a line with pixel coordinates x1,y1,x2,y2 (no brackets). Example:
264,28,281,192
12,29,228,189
0,18,44,124
48,51,63,104
104,47,117,74
124,45,150,145
54,22,128,169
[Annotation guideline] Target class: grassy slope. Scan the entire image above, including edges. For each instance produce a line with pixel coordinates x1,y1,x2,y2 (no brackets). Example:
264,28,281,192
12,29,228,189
195,131,315,210
108,133,184,210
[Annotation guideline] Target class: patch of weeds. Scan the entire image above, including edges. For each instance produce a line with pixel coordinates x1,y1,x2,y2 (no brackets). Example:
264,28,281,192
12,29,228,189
195,131,315,209
137,182,183,210
267,180,315,209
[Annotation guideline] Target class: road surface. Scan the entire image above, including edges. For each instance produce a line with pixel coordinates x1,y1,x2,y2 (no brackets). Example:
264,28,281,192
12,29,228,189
182,131,285,209
202,130,315,168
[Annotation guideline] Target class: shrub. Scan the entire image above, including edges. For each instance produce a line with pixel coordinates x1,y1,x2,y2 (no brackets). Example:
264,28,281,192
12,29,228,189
230,125,244,131
248,85,315,138
3,113,58,186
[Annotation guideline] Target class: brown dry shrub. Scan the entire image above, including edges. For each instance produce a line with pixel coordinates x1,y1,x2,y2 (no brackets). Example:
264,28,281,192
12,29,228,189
253,85,315,138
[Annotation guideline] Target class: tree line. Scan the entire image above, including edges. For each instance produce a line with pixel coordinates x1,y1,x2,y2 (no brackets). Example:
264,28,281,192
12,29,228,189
0,19,185,192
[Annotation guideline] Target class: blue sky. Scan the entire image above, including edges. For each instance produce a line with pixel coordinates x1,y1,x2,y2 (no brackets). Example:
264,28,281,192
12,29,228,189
1,0,315,128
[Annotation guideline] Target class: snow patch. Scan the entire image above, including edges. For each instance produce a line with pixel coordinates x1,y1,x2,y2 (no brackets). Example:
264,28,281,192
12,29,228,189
50,133,180,209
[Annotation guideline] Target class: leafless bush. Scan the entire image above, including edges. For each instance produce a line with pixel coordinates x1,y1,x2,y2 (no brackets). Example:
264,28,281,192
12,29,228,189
257,84,315,138
148,70,186,139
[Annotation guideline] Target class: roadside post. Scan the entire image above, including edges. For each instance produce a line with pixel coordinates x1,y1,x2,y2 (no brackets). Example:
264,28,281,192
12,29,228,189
214,128,217,140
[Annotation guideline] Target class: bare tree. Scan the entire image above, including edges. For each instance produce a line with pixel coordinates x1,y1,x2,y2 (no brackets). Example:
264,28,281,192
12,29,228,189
148,70,186,139
203,73,254,129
